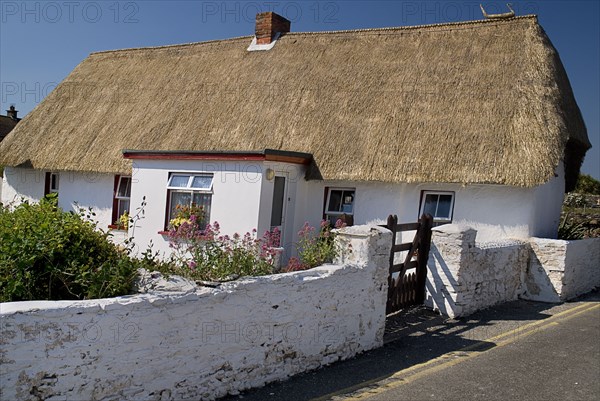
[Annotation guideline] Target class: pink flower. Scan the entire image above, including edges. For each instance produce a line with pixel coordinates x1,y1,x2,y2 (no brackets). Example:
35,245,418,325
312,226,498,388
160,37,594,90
284,257,309,272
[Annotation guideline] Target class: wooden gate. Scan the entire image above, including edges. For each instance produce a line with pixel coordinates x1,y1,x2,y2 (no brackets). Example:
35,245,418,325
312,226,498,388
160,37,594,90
380,214,433,315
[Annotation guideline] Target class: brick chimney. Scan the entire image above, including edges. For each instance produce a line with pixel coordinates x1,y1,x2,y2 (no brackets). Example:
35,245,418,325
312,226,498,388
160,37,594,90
6,105,18,120
255,12,290,45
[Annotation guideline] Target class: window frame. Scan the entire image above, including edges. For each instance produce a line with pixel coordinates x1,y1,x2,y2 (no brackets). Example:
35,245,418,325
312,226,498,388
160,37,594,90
49,173,59,193
323,187,356,227
419,190,455,223
325,187,356,216
115,175,131,220
115,176,131,200
165,172,214,230
44,172,59,195
110,175,132,229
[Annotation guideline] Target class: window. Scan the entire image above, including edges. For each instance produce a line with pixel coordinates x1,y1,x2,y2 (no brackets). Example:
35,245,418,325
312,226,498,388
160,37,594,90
44,172,59,195
419,191,454,222
115,176,131,218
166,173,213,229
325,188,355,226
49,173,59,193
111,175,132,229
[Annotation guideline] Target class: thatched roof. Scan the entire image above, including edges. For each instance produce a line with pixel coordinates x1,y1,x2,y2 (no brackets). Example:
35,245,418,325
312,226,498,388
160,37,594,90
0,15,590,189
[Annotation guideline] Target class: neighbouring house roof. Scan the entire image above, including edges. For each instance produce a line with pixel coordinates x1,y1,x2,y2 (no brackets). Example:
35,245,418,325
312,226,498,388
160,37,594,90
0,15,590,190
0,115,20,143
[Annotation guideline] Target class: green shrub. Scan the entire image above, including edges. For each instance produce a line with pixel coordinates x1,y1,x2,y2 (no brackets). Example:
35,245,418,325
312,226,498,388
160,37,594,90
0,196,138,302
574,174,600,195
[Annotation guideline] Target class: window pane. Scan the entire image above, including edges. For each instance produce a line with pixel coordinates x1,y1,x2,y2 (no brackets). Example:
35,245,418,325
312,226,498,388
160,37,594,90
117,176,131,198
270,176,286,227
51,173,59,191
436,195,452,219
118,199,130,218
327,190,343,213
191,175,213,190
168,175,190,188
341,191,354,213
169,191,192,220
192,193,212,228
422,194,439,217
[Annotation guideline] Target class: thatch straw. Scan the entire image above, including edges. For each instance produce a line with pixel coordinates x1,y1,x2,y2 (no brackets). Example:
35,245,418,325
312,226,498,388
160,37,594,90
0,16,590,189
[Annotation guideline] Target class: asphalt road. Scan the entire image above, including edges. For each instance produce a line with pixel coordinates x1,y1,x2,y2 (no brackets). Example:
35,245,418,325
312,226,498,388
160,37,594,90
221,291,600,401
335,301,600,401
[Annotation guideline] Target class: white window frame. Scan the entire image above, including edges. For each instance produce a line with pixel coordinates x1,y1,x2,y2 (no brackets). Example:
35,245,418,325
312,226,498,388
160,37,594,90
419,191,455,222
166,173,214,224
325,188,356,216
49,172,59,193
115,176,131,218
167,173,213,191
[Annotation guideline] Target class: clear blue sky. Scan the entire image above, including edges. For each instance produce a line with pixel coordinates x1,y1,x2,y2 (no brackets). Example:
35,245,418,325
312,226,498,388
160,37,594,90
1,0,599,179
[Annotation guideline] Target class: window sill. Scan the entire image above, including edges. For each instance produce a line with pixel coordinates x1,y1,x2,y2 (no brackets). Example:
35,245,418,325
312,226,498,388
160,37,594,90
108,225,128,231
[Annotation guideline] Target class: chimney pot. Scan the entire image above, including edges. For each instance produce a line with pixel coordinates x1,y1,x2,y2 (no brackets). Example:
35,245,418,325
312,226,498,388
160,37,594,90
6,105,18,120
255,12,291,45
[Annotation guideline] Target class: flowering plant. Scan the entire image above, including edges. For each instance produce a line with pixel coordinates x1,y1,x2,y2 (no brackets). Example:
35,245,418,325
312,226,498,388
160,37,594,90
118,212,129,230
167,219,280,282
283,219,345,272
169,204,205,230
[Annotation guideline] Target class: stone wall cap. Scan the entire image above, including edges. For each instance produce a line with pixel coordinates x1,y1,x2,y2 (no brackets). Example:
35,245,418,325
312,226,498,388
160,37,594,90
432,223,476,234
337,224,389,237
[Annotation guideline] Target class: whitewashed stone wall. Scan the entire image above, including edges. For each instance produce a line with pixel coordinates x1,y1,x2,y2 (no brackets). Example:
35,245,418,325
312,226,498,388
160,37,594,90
524,237,600,302
425,224,600,317
425,225,528,318
0,226,390,401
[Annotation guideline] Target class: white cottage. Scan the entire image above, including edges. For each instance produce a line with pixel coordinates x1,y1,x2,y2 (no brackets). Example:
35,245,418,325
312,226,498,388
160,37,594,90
0,13,590,258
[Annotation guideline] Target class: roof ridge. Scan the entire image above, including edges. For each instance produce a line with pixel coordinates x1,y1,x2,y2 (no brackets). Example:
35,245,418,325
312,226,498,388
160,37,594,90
91,35,255,55
90,15,537,56
289,14,537,36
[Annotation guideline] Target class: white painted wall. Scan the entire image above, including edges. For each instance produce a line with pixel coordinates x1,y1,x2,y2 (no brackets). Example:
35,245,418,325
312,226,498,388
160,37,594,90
1,167,46,204
530,161,565,239
2,167,128,245
130,160,268,256
56,171,115,228
2,167,119,227
297,167,564,244
3,161,566,259
0,226,390,401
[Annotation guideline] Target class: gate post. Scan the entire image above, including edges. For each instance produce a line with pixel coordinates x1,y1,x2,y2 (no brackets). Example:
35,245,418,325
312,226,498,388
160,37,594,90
386,214,398,314
386,214,398,272
416,214,433,303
